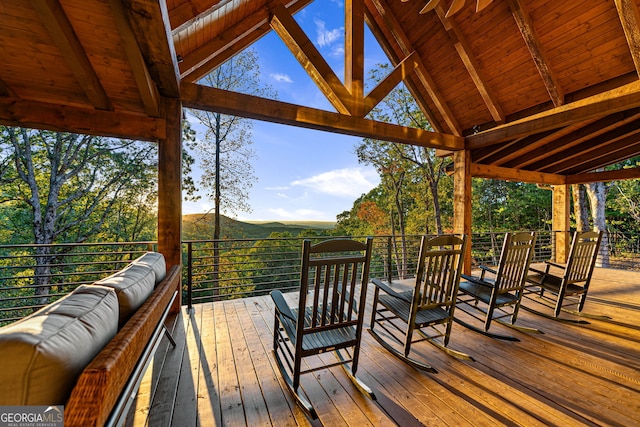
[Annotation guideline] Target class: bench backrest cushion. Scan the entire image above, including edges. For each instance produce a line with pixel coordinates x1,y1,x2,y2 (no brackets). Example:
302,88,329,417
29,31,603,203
132,252,166,285
0,285,118,405
95,261,156,327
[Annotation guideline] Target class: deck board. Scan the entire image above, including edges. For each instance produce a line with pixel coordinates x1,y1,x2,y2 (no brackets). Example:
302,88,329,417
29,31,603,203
129,268,640,426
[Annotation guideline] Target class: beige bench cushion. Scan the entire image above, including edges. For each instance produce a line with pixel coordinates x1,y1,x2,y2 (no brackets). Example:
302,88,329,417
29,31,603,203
0,285,118,405
96,262,156,326
132,252,166,284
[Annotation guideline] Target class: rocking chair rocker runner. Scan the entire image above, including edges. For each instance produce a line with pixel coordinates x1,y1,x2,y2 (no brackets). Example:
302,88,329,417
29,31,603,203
524,230,605,323
270,238,374,419
456,231,541,341
369,234,471,372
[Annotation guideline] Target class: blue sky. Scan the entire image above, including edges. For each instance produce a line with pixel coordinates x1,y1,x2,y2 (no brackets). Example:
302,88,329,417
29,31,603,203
183,0,392,222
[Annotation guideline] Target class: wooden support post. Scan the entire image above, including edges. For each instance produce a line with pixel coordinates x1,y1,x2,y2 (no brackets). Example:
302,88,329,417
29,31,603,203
552,184,570,263
453,150,472,274
158,96,183,312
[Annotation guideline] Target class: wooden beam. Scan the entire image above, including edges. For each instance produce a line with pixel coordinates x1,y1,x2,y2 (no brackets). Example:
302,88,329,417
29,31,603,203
567,167,640,184
362,52,419,116
181,82,464,150
467,80,640,146
0,78,15,97
345,0,365,111
366,0,461,135
560,136,640,175
615,0,640,76
109,0,159,117
31,0,112,111
0,98,165,141
270,3,354,115
157,96,183,312
507,0,563,107
123,0,180,98
470,162,565,185
436,5,504,123
178,0,314,82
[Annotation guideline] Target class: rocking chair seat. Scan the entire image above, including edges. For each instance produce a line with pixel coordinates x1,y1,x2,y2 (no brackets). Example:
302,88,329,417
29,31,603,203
378,292,450,325
527,272,584,295
277,305,357,353
458,279,519,306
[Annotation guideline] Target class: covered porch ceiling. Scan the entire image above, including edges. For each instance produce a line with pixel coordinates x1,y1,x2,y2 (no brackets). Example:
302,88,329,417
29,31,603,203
2,0,640,184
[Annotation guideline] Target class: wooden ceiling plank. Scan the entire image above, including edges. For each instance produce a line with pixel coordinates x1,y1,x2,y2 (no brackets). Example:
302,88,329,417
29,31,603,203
181,82,464,150
362,52,419,116
614,0,640,76
169,0,225,33
270,3,354,115
467,80,640,146
511,110,640,170
31,0,112,111
366,0,462,135
0,98,165,141
472,134,542,164
435,5,505,123
470,162,565,185
0,78,16,97
567,167,640,184
109,0,159,117
123,0,181,98
507,0,564,107
346,0,365,112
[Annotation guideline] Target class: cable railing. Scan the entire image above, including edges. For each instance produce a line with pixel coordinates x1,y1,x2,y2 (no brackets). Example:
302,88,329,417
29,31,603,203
7,229,640,325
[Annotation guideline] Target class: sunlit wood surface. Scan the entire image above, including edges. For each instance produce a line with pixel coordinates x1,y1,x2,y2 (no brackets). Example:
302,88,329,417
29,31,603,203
126,267,640,426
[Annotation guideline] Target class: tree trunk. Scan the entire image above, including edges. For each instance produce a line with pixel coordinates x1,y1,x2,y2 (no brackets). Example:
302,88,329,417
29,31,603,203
586,182,610,267
572,184,590,232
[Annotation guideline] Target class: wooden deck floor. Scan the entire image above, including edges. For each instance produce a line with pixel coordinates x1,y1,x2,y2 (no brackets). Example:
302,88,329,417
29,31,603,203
126,267,640,426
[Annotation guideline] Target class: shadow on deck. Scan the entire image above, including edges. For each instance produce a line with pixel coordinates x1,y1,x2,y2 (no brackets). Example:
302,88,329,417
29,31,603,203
125,267,640,426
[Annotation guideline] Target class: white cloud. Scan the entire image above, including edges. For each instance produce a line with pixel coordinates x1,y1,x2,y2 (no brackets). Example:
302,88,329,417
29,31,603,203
270,73,293,83
315,19,343,48
268,208,330,220
291,168,379,198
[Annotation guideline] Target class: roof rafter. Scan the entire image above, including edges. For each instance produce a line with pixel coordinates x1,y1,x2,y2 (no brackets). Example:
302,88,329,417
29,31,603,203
436,5,504,123
181,82,464,150
31,0,112,110
563,137,640,175
467,80,640,146
507,0,564,107
122,0,180,98
109,0,159,117
270,3,354,115
366,0,461,135
614,0,640,76
362,52,419,116
346,0,365,110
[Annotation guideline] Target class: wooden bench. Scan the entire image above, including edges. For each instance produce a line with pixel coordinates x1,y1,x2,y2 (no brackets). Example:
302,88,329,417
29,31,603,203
65,264,181,427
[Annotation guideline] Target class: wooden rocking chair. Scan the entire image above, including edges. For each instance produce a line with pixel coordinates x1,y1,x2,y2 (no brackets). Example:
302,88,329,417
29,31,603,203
270,238,374,419
456,231,541,341
369,234,471,372
524,230,605,323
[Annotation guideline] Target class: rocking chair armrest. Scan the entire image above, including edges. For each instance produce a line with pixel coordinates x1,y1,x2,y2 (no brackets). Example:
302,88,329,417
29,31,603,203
371,278,412,303
479,265,497,277
270,290,296,322
545,260,565,270
460,273,495,289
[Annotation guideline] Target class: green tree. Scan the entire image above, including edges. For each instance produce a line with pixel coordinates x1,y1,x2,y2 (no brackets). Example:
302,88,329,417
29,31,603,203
0,127,158,302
